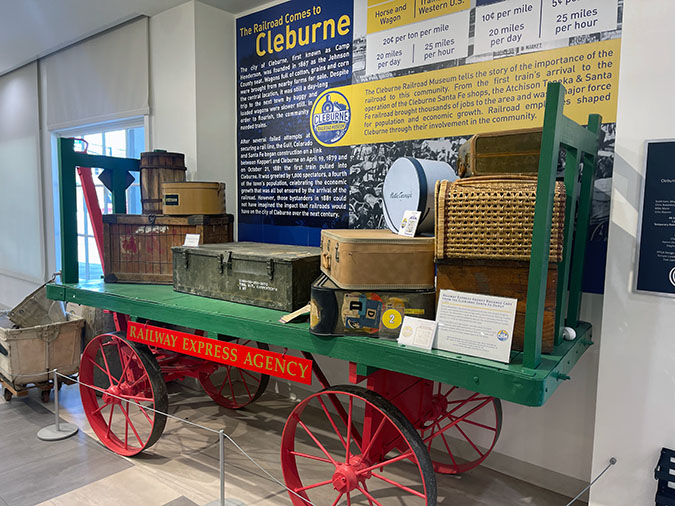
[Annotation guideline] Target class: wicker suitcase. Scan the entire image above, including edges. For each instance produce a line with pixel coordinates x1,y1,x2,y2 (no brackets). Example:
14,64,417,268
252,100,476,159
103,214,233,284
310,274,436,339
320,229,435,290
457,128,542,177
436,260,557,353
172,242,321,311
435,176,566,262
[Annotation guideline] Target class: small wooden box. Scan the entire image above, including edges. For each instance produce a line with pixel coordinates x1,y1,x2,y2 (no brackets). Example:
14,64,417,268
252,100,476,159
436,260,557,353
103,214,233,284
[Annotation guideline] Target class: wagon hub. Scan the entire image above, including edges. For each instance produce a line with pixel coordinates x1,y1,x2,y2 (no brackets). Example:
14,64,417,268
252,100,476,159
430,393,449,420
332,455,370,493
103,384,124,405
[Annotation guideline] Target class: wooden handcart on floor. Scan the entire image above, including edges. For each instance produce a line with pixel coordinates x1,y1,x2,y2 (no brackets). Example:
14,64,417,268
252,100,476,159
46,83,601,505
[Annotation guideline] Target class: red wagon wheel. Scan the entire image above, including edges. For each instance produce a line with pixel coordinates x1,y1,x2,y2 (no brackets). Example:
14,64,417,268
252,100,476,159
281,385,436,506
79,332,168,456
198,339,270,409
419,384,502,475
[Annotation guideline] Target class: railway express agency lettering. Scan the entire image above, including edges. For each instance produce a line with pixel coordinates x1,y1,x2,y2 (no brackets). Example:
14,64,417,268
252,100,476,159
127,322,312,385
254,12,351,56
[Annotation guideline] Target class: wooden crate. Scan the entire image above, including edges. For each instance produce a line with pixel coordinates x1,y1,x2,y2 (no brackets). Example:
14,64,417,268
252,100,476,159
140,151,187,214
436,260,557,353
103,214,233,284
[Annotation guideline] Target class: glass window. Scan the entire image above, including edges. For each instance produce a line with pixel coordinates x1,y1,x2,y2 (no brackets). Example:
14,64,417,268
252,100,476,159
67,123,145,281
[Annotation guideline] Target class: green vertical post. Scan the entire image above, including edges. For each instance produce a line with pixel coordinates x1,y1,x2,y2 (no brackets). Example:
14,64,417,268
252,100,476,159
567,114,602,326
523,83,564,370
58,138,79,283
111,168,127,214
553,147,580,345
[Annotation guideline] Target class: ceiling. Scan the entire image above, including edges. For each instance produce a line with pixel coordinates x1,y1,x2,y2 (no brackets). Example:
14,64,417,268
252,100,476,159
0,0,273,77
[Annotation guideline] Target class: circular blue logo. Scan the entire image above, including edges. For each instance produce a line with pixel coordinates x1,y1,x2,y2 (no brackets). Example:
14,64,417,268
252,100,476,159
311,91,351,145
496,330,510,342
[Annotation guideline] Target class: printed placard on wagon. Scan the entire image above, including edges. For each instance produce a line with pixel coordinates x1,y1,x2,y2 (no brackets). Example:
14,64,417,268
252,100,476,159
127,321,312,385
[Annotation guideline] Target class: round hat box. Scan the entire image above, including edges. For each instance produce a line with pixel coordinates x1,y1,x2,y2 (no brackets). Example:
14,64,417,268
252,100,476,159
382,157,457,234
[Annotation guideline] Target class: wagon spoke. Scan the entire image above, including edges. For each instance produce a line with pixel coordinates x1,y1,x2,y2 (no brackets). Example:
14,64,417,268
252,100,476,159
356,449,413,476
106,405,115,437
119,394,154,403
225,367,237,403
361,416,388,459
331,492,344,506
346,396,353,462
346,491,352,506
98,342,119,385
451,419,484,457
241,369,261,383
216,368,230,396
298,419,338,467
449,416,497,432
289,451,333,465
370,472,426,499
91,402,107,416
359,483,380,506
317,397,348,450
238,368,254,400
119,402,144,447
88,356,116,387
424,397,492,441
440,431,458,466
296,478,334,492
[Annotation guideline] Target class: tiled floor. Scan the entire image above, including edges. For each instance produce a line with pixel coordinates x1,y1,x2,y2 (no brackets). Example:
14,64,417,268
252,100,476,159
0,382,573,506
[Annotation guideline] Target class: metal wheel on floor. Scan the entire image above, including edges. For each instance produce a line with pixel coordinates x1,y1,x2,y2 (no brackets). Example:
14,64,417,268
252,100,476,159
198,339,270,409
3,388,11,402
79,332,168,456
419,384,502,474
281,385,437,505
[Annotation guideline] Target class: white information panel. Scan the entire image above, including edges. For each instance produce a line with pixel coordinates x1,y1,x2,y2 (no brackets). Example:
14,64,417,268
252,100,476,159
434,289,517,363
366,9,470,75
475,0,618,55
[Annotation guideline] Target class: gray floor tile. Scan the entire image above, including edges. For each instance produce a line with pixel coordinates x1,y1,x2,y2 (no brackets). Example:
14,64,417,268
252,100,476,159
0,398,132,506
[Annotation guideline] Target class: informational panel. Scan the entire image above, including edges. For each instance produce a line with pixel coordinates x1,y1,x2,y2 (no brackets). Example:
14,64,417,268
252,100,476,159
636,141,675,297
237,0,623,292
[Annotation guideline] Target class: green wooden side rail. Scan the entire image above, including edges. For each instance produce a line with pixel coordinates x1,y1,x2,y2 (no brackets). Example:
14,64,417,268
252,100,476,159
58,137,140,284
45,281,592,407
49,82,602,407
523,82,601,369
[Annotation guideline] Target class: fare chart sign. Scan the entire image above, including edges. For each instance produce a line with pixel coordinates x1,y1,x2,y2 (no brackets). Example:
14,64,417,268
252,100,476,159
127,322,313,385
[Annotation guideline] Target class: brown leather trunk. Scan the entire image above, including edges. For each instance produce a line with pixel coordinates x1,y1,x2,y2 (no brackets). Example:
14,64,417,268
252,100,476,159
436,259,557,353
320,229,435,290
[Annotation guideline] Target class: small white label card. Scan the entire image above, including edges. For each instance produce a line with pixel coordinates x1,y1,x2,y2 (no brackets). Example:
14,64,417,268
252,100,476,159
398,316,438,350
398,210,421,237
434,290,517,363
184,233,201,247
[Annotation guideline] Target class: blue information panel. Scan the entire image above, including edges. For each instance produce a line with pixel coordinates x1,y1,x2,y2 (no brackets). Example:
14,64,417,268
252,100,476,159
636,141,675,296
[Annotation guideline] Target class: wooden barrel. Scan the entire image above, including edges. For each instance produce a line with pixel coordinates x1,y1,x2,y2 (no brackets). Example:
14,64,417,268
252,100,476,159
140,151,187,214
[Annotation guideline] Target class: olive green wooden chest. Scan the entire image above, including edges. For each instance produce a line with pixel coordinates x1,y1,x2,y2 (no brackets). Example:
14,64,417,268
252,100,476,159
172,242,321,311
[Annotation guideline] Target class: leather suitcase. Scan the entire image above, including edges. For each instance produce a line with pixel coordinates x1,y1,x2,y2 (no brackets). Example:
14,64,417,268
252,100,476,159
320,229,435,290
457,127,542,177
310,274,436,339
172,242,321,311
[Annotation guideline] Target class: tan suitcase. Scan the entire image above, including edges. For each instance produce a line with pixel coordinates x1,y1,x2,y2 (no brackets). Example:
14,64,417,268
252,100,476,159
162,182,226,215
457,128,542,177
320,229,435,290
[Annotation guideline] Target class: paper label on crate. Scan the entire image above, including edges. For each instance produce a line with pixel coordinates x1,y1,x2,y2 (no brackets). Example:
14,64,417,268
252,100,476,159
434,290,517,363
398,211,421,237
397,316,437,350
184,234,200,247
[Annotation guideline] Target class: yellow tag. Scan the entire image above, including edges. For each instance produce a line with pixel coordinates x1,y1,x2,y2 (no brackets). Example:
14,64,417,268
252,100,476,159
382,309,403,329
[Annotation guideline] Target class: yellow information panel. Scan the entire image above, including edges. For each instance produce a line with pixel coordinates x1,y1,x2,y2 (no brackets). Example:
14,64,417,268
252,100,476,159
312,38,620,147
367,0,470,34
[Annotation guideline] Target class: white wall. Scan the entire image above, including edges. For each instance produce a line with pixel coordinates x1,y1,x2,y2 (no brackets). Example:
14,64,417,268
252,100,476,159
149,2,198,173
194,2,238,227
590,1,675,504
0,62,46,308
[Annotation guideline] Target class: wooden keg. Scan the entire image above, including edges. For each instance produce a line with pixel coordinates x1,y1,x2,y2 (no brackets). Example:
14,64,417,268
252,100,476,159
140,150,187,214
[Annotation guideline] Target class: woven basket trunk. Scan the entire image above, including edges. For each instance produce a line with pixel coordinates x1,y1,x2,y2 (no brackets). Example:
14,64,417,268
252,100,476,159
435,175,566,262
